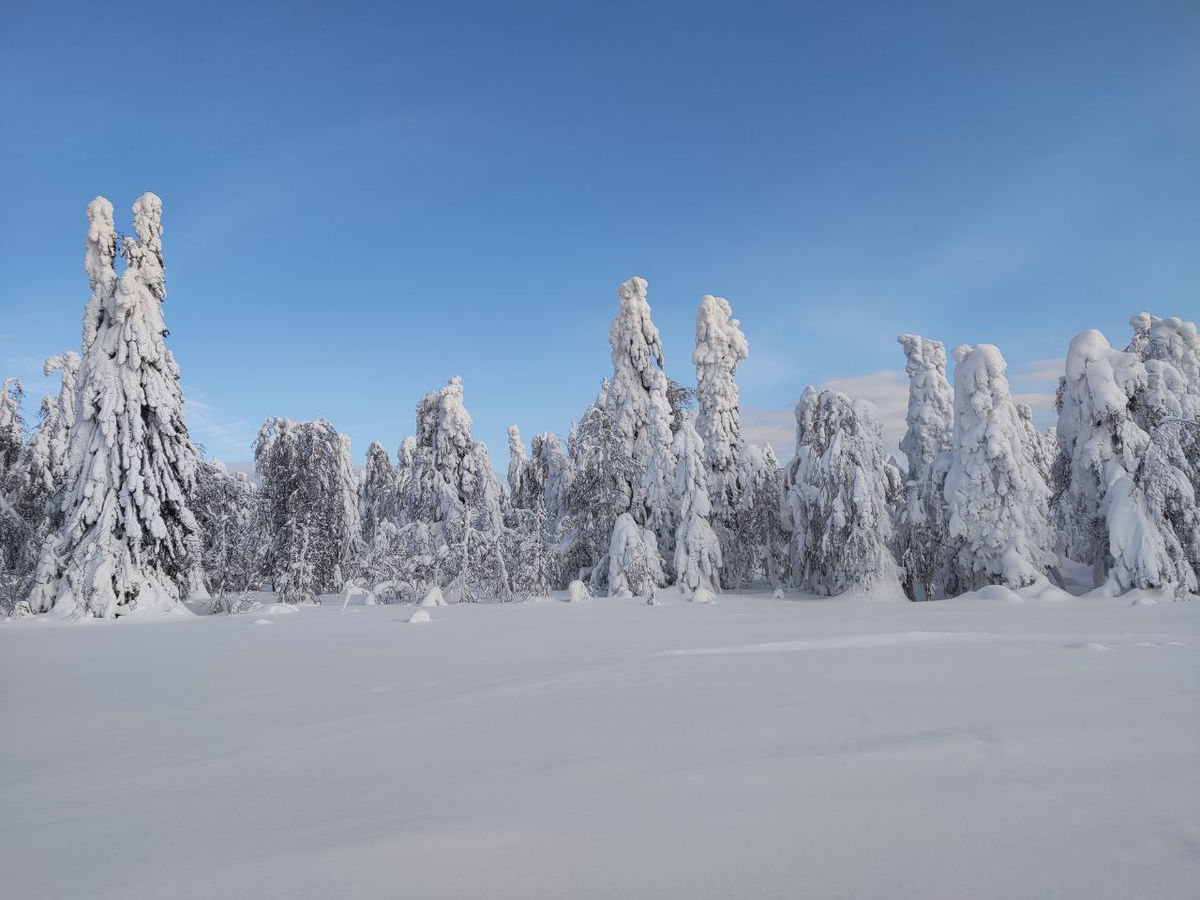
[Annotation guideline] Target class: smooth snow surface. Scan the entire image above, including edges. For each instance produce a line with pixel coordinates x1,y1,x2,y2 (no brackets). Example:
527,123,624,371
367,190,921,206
2,592,1197,899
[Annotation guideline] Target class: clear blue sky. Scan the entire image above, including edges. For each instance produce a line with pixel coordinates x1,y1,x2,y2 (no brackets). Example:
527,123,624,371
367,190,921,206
2,0,1196,465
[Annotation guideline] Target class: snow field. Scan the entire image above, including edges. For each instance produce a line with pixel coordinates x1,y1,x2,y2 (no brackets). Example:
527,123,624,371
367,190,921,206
2,590,1197,900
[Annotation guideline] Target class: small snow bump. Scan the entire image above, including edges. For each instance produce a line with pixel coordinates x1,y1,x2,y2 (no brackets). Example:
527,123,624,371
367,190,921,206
408,609,431,624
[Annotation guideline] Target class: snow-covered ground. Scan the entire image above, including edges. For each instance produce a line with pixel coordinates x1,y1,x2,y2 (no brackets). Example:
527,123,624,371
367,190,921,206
2,591,1198,899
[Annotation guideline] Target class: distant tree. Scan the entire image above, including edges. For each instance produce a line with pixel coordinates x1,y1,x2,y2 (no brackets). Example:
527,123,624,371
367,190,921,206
783,388,895,595
946,344,1053,590
895,334,955,600
256,417,360,604
672,418,722,593
192,460,262,610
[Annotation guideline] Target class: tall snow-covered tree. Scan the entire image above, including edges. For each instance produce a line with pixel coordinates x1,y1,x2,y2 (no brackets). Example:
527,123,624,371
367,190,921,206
1017,403,1057,485
607,512,663,598
532,430,571,536
255,417,360,604
782,388,895,595
897,334,954,482
30,194,202,619
945,344,1053,590
399,377,509,601
672,417,722,593
562,386,636,589
726,442,788,588
605,276,675,581
1054,329,1149,584
357,440,403,587
192,459,262,609
360,440,400,548
894,334,957,601
693,294,749,577
0,378,24,480
1127,313,1200,419
1106,313,1200,595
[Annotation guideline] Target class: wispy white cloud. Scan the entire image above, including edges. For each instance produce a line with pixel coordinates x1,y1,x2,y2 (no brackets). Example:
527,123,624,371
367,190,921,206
1010,357,1065,387
184,389,255,462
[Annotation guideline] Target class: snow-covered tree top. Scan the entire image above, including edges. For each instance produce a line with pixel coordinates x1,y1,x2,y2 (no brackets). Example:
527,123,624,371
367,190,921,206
1060,330,1146,422
897,333,953,481
694,294,749,476
610,276,664,380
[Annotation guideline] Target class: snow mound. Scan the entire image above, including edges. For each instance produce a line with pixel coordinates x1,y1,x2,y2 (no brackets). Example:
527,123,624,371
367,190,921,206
566,580,592,603
1064,641,1111,652
255,603,298,615
420,587,447,608
408,609,431,624
690,587,717,604
251,618,272,626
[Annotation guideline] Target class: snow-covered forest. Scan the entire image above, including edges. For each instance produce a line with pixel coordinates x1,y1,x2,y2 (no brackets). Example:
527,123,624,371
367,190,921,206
1,194,1198,619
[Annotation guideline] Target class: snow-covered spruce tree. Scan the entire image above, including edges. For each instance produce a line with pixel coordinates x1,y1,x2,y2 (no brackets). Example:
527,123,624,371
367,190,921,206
0,376,34,609
507,425,529,505
0,378,24,480
192,459,262,610
30,195,202,618
533,430,571,537
896,334,954,481
945,344,1053,590
1105,313,1200,595
727,442,788,588
356,440,404,587
782,388,895,595
501,503,557,598
360,441,400,549
562,387,637,589
396,436,417,520
605,276,675,580
507,424,547,512
672,417,722,594
1127,313,1200,419
693,294,749,578
255,418,360,604
607,512,663,598
1,354,81,612
1016,403,1056,485
399,377,509,601
894,334,956,601
1053,329,1149,585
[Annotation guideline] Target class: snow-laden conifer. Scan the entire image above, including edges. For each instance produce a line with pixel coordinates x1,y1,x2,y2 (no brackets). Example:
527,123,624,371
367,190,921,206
607,512,664,598
945,344,1053,590
0,378,24,480
672,418,722,593
31,195,201,618
360,441,400,548
693,294,749,582
192,459,262,610
782,388,895,595
727,442,788,588
255,418,360,604
1054,330,1149,583
894,334,956,600
399,377,508,601
694,295,748,506
605,276,674,572
897,334,954,482
563,389,635,589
